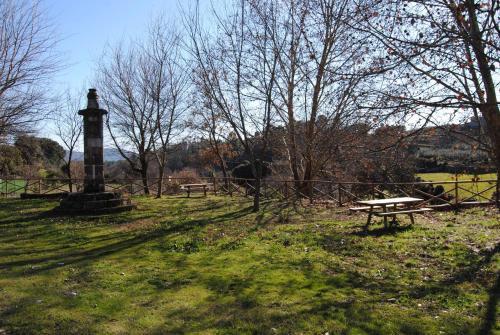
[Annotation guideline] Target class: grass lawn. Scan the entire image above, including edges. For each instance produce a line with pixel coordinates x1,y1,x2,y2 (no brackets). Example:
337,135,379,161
416,173,498,201
0,196,498,334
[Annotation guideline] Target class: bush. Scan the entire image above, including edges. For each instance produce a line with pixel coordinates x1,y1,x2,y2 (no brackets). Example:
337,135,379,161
171,168,201,184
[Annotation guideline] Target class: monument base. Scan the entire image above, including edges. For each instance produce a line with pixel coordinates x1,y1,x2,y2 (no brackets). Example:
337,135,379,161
20,192,68,200
55,192,134,215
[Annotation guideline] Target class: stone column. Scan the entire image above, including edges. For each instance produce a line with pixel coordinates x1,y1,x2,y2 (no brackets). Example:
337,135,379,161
78,89,108,193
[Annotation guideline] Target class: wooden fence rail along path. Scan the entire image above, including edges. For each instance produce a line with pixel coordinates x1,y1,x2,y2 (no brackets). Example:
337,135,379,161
0,176,498,209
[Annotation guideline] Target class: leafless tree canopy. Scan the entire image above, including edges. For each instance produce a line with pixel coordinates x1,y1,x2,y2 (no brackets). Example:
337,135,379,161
186,0,282,210
0,0,61,139
98,17,187,195
357,0,500,161
352,0,500,199
186,0,384,204
53,89,84,192
147,18,190,197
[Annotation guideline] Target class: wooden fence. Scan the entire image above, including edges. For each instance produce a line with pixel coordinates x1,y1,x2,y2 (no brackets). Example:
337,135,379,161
0,176,498,209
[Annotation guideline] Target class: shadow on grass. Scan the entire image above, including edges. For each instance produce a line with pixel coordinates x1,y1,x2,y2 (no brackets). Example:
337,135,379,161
253,199,302,226
407,242,500,335
0,210,159,246
445,242,499,335
0,204,254,275
0,197,496,334
351,224,414,237
479,271,500,335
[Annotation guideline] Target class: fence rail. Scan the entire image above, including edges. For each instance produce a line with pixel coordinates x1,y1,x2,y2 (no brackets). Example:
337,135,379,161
0,176,498,209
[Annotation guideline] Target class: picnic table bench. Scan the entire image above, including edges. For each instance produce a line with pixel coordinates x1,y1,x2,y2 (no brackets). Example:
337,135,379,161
179,183,210,197
351,197,432,230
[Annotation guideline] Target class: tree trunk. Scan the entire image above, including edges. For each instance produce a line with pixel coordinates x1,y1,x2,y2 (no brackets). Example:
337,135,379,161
496,163,500,208
482,110,500,209
138,154,150,195
253,177,261,212
156,166,164,198
484,111,500,208
301,157,314,201
286,82,301,193
220,160,229,190
67,151,73,193
67,162,73,193
141,169,150,195
465,0,500,207
250,161,262,212
300,37,328,202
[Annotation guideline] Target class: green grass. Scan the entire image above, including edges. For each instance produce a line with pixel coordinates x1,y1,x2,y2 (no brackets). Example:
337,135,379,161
0,179,26,195
0,196,498,334
417,173,498,201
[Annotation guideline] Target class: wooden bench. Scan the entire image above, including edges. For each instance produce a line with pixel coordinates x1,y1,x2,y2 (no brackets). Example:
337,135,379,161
374,208,433,216
349,206,379,212
355,197,431,230
349,204,405,212
374,208,432,225
180,184,209,197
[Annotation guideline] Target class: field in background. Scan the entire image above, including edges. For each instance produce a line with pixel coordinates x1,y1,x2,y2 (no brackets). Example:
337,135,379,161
0,196,498,334
0,179,26,195
417,173,497,201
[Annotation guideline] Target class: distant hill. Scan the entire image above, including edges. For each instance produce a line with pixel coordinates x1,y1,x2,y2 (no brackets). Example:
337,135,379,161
409,120,494,174
65,148,128,162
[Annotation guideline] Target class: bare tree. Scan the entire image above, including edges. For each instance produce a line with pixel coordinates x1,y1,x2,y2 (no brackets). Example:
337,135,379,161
97,43,156,195
249,0,377,197
98,17,187,196
357,0,500,206
189,92,234,190
186,0,279,211
53,90,83,192
146,18,189,198
0,0,61,138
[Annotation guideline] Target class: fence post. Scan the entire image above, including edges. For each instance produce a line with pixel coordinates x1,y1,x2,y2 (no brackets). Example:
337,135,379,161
309,180,314,204
338,183,342,206
38,179,41,194
213,176,217,195
454,174,459,208
496,177,499,208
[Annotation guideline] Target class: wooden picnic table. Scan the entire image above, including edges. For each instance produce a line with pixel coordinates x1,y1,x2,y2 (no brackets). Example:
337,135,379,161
180,183,209,197
354,197,431,229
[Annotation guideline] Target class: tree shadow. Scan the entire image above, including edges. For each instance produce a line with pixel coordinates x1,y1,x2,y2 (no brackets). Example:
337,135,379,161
0,210,158,245
479,271,500,335
254,199,303,227
0,212,53,226
351,224,414,237
443,242,500,335
406,242,500,335
0,204,255,276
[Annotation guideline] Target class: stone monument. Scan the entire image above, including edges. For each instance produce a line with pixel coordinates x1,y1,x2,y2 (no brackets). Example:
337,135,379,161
56,89,133,214
80,88,106,193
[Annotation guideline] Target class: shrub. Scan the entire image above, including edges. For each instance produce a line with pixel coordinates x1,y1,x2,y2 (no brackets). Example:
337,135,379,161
171,168,201,184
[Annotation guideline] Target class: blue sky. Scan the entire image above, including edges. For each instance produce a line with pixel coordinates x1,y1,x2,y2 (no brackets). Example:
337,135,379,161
45,0,180,92
40,0,199,143
38,0,227,150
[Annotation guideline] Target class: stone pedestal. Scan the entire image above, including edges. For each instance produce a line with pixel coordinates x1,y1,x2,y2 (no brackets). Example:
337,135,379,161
55,89,133,214
79,90,106,193
57,191,133,214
